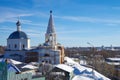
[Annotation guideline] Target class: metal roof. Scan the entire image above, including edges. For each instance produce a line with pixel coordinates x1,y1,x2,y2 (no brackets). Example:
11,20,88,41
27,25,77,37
46,11,55,34
8,31,28,39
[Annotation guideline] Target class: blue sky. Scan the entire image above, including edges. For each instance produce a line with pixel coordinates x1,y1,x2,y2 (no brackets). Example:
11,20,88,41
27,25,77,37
1,0,120,47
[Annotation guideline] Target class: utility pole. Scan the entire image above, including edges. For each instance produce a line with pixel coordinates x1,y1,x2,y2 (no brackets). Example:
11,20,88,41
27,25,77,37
87,42,95,75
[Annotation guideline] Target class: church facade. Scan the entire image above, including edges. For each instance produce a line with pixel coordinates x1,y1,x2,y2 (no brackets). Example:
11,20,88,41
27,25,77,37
5,20,30,61
4,11,64,64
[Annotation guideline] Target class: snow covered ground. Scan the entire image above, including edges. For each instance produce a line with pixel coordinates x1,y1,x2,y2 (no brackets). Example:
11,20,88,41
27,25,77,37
0,57,111,80
64,57,110,80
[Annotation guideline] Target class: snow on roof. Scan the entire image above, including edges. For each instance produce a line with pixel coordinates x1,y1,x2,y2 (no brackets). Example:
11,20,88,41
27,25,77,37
22,64,38,69
8,64,21,73
8,66,18,72
72,75,95,80
107,62,120,65
64,57,110,80
55,64,74,73
10,59,22,65
0,58,22,65
0,58,38,73
107,58,120,61
29,62,39,66
64,57,77,64
64,57,92,72
72,73,108,80
106,58,120,65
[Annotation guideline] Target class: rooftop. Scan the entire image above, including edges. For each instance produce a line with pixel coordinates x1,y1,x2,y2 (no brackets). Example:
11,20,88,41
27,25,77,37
8,31,28,39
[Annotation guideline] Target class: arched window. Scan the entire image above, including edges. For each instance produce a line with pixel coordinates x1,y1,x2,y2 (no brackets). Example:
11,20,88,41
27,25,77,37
49,35,53,41
44,53,50,57
15,44,17,48
23,44,25,49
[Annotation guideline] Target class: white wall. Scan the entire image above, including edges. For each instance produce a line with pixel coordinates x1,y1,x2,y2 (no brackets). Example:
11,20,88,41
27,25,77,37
7,39,30,50
37,48,60,64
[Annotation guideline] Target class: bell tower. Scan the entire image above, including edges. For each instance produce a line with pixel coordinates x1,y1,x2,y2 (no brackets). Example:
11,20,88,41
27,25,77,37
45,10,56,48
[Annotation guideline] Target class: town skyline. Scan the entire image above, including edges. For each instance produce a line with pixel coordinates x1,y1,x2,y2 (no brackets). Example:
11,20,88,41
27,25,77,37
1,0,120,47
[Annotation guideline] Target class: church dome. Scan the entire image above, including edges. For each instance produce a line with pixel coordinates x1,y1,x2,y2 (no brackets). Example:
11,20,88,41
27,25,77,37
8,31,28,39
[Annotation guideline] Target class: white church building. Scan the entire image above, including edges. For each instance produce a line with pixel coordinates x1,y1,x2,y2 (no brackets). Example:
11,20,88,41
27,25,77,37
4,11,64,64
4,19,30,61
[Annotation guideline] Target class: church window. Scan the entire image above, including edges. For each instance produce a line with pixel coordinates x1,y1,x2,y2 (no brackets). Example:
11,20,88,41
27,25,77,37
44,54,50,57
23,44,25,49
49,34,52,37
49,36,53,42
15,44,17,48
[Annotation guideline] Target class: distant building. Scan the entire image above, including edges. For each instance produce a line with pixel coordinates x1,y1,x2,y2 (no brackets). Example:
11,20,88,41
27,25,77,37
46,64,74,80
46,57,110,80
4,11,64,64
106,58,120,66
105,58,120,80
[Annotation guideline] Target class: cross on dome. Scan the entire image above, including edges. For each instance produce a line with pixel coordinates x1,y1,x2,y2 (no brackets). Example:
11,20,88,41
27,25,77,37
16,18,21,31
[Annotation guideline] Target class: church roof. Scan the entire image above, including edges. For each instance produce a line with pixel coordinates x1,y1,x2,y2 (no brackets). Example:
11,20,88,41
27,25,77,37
46,10,55,34
8,20,28,39
8,31,28,39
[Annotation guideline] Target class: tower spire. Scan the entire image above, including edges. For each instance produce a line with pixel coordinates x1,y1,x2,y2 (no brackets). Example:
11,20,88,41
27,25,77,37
50,10,52,14
45,10,57,47
16,17,21,31
46,10,55,34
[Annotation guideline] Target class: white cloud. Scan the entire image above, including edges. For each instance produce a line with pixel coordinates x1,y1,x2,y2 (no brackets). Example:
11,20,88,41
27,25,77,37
0,6,49,28
0,7,34,23
0,27,14,31
27,33,40,37
57,29,99,34
105,23,118,26
24,29,40,34
112,6,120,10
23,29,45,38
55,15,120,24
